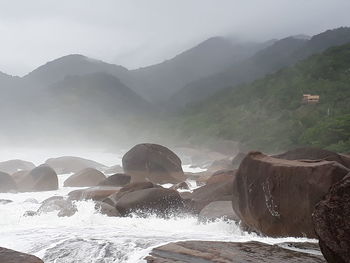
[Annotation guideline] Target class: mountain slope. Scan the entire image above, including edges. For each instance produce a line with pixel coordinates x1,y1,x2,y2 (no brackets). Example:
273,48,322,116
23,54,129,88
176,43,350,153
128,37,265,101
170,27,350,110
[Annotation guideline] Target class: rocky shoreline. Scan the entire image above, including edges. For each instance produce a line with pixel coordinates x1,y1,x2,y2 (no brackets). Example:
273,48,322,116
0,144,349,262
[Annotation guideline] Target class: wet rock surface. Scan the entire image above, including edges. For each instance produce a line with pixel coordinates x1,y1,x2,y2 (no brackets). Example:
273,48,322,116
122,143,186,184
15,165,58,192
312,174,350,263
98,173,131,187
64,168,106,187
115,187,184,216
199,201,239,222
232,151,349,238
146,241,326,263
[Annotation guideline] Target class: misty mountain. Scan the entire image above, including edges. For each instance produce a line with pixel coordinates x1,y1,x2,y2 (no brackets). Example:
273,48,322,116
176,42,350,152
127,37,265,101
169,27,350,110
23,54,129,88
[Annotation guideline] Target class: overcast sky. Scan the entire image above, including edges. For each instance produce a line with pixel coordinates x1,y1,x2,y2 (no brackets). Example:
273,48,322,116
1,0,350,76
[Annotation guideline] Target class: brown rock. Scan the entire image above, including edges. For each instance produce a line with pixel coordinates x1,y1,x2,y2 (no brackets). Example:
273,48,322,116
0,247,44,263
170,181,190,191
312,174,350,263
232,151,349,238
274,147,350,168
146,241,325,263
115,188,184,216
68,186,121,201
206,169,236,185
94,201,121,217
63,168,106,187
15,165,58,192
185,176,234,213
199,201,239,222
45,156,107,174
122,143,185,184
98,173,131,187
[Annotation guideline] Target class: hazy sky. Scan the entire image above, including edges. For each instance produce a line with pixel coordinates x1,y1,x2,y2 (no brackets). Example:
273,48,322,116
1,0,350,76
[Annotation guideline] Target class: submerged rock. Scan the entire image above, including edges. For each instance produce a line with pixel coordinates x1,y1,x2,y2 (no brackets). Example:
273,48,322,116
122,143,186,184
94,201,121,217
0,247,44,263
37,196,77,217
64,168,106,187
146,241,325,263
232,151,349,238
312,174,350,263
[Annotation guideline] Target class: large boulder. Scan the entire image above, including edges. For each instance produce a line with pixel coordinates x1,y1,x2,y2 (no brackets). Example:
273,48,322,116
68,186,121,201
122,143,186,184
312,174,350,263
232,151,349,238
0,247,44,263
115,188,184,216
0,159,35,174
98,173,131,187
63,168,106,187
15,165,58,192
274,147,350,168
0,171,17,192
94,202,121,217
45,156,107,174
146,241,325,263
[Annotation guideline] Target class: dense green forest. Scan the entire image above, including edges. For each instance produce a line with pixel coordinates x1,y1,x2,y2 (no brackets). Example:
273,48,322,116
176,44,350,153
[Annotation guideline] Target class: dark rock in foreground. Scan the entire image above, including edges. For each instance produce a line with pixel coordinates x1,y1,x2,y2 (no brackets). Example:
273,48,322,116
0,171,17,192
146,241,325,263
312,174,350,263
232,152,349,238
0,159,35,174
64,168,106,187
98,173,131,187
122,143,186,184
0,247,44,263
45,156,107,174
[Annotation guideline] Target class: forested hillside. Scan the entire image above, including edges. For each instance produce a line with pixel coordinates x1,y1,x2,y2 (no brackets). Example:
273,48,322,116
177,44,350,153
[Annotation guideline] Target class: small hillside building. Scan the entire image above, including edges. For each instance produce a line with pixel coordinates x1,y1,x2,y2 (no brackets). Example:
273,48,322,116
302,94,320,104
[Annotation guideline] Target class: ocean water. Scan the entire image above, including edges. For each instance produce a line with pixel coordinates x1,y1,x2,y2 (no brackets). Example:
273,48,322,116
0,149,317,262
